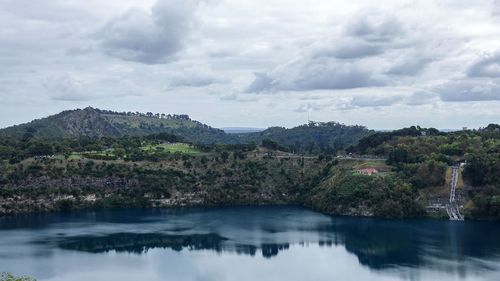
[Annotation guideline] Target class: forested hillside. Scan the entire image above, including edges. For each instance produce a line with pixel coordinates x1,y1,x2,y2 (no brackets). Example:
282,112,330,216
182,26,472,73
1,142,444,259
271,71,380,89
349,124,500,218
0,107,229,144
0,108,373,155
1,108,499,220
235,121,372,154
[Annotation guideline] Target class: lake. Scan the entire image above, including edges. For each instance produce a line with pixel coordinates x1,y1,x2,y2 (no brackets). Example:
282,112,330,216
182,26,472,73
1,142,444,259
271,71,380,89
1,206,500,281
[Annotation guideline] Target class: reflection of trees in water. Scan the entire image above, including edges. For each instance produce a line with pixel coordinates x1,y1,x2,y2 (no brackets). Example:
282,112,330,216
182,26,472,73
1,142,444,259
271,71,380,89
57,233,290,258
55,220,500,272
58,233,228,254
317,220,500,273
262,244,290,258
317,221,423,270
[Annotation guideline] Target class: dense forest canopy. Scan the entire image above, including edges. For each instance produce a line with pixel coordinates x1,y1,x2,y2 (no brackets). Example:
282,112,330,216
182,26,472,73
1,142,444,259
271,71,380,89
235,121,372,154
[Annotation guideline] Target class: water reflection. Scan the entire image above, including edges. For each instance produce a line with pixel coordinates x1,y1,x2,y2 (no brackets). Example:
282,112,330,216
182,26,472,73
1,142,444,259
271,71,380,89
1,206,500,281
57,233,228,254
53,232,293,258
47,217,500,269
322,220,500,271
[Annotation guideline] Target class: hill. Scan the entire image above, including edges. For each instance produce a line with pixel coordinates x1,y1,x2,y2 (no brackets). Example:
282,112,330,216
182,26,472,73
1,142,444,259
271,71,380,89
0,108,373,154
235,121,372,154
0,107,229,144
222,127,265,134
0,119,498,219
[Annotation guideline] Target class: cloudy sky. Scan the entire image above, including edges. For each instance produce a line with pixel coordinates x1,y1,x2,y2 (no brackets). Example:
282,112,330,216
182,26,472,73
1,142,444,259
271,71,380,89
1,0,499,130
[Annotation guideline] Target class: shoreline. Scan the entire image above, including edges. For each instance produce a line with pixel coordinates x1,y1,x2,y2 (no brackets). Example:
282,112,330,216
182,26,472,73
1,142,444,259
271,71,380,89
0,203,461,221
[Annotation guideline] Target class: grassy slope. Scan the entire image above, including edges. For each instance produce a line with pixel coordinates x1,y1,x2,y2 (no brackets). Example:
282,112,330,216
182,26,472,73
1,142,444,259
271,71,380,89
141,143,201,155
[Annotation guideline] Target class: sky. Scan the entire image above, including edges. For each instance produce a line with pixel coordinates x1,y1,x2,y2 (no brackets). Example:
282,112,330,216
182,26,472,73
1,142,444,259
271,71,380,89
1,0,499,130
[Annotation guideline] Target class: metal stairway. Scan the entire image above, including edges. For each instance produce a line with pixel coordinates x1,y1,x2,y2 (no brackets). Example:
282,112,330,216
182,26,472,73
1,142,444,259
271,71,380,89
446,165,464,221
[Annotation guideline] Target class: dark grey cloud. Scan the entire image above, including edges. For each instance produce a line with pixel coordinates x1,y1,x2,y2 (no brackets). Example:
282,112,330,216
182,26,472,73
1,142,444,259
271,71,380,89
168,69,229,87
66,45,94,56
170,76,217,87
291,61,384,90
245,58,384,93
344,14,404,43
97,0,201,64
245,72,274,93
435,80,500,102
387,56,431,76
467,52,500,78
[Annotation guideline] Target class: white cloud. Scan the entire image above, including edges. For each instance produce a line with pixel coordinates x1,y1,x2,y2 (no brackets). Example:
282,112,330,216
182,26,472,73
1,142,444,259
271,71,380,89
435,79,500,102
43,75,91,101
405,91,438,105
168,67,229,87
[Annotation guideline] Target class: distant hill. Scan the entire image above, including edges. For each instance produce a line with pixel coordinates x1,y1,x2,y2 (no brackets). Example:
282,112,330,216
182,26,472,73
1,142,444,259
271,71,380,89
0,107,229,144
234,121,373,154
222,127,265,134
0,108,373,153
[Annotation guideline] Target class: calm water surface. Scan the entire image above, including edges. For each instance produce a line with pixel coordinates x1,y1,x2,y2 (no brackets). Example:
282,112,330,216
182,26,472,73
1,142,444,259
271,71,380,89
1,206,500,281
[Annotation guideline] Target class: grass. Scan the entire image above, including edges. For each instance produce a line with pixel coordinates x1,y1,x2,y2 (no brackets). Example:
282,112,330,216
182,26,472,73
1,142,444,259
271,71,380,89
141,143,201,155
66,153,85,160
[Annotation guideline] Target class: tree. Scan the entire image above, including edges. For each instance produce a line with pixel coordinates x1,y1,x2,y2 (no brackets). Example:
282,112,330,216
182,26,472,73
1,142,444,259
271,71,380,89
387,147,409,164
114,148,126,159
262,139,283,151
463,154,498,187
27,142,53,156
0,145,13,159
220,151,229,162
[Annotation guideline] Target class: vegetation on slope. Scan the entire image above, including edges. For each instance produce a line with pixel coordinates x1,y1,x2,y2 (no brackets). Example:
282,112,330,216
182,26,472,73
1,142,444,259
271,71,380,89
0,146,328,214
236,121,372,154
0,107,229,144
0,108,372,154
0,108,498,220
350,124,500,219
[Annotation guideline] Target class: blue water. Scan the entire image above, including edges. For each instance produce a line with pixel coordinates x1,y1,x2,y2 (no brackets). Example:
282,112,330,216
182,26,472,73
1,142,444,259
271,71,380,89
1,206,500,281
